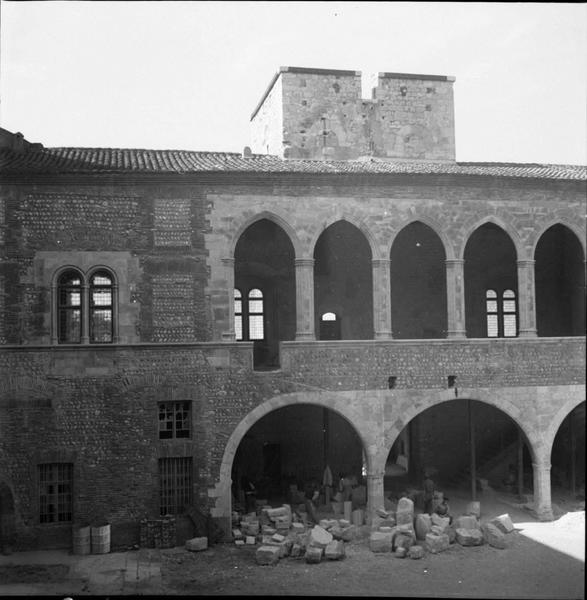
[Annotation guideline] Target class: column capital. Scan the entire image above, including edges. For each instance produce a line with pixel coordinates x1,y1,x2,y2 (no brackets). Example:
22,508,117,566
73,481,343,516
517,259,536,268
445,258,465,267
221,257,235,266
295,257,315,268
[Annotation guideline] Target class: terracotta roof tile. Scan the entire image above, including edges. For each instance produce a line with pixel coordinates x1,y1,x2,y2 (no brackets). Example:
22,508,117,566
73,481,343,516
1,146,585,180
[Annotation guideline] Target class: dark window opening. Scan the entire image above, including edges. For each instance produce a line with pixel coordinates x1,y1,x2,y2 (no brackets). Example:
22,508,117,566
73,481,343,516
39,463,73,524
159,457,193,515
58,271,82,343
158,401,191,439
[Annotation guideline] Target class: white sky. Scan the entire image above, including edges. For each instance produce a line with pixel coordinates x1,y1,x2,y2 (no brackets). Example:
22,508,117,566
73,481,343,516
1,1,586,164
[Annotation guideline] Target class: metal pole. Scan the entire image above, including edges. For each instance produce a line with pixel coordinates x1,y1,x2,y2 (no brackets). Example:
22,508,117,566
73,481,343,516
570,411,576,496
469,400,476,501
517,429,524,499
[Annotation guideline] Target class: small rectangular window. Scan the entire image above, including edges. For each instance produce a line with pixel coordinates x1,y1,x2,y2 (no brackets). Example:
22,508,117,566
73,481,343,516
39,463,73,523
158,401,191,439
159,457,193,515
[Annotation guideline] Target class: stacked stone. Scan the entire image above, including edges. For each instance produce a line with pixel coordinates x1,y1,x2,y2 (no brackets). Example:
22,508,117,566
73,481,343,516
139,516,177,549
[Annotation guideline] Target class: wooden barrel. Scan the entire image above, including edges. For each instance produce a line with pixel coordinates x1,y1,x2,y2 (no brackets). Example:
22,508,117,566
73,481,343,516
72,525,91,555
91,523,111,554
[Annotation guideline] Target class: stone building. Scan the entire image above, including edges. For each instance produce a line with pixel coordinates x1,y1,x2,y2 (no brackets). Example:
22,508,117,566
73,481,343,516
0,66,585,550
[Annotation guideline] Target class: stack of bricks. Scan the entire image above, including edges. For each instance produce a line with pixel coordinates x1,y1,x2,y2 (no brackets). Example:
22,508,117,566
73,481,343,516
139,516,177,549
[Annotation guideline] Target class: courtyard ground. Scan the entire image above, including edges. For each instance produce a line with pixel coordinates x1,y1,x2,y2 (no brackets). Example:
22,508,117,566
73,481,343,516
0,488,583,598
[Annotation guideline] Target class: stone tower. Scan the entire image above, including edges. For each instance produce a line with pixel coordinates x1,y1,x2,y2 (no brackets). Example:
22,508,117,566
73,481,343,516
250,66,456,162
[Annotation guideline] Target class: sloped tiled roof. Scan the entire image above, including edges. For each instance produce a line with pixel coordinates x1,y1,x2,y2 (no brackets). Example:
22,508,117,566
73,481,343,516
1,146,585,180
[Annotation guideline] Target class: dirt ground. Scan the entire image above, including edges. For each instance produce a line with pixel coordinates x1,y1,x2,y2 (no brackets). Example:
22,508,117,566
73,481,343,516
160,488,585,598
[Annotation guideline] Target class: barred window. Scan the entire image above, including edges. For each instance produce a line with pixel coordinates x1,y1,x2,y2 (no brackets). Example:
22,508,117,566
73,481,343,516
159,457,193,515
248,288,264,340
158,401,191,439
486,288,517,338
39,463,73,524
58,271,82,343
234,289,243,341
90,271,113,343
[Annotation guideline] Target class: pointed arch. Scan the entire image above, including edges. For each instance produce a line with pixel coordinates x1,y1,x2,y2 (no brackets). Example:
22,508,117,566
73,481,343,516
459,215,524,261
531,220,586,261
387,216,454,261
309,215,381,261
229,210,302,258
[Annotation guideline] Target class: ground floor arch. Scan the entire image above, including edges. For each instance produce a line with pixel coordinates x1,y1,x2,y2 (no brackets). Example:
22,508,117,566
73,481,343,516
208,385,584,535
0,481,16,553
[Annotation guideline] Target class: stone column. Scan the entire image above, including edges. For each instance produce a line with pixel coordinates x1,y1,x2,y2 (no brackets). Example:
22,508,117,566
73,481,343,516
517,259,537,337
531,459,554,521
295,258,315,340
221,257,235,341
366,470,385,521
81,281,90,344
445,259,466,338
372,259,392,339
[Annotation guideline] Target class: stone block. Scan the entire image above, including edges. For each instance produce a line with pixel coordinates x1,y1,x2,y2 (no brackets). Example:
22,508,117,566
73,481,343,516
396,497,414,527
395,547,407,558
290,543,304,558
466,501,481,518
308,525,333,549
338,519,351,528
245,536,256,545
447,526,457,544
426,533,450,553
379,526,394,533
491,514,515,534
305,546,323,564
455,515,479,530
415,513,432,540
482,523,507,549
340,525,356,542
376,507,390,518
319,519,339,530
455,528,484,546
235,539,245,546
291,522,306,534
185,537,208,552
271,532,285,542
232,529,243,539
256,545,280,565
262,526,277,535
394,532,415,551
408,545,425,559
351,509,365,526
266,506,291,520
431,514,450,533
370,531,393,553
325,540,345,560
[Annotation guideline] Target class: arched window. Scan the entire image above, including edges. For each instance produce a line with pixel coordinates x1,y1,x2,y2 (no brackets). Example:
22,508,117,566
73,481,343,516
58,270,82,343
486,288,517,338
319,311,341,340
234,289,243,341
502,289,517,337
89,271,113,343
248,288,264,340
486,290,498,337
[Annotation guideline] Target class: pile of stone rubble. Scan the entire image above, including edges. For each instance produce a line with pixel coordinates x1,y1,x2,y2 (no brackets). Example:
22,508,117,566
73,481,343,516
369,497,515,558
184,497,516,564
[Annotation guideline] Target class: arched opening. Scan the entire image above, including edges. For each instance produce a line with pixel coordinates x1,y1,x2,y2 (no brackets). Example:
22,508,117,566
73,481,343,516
535,224,586,336
313,221,373,340
464,223,518,338
231,404,366,519
390,221,447,338
234,219,296,370
0,482,16,553
385,399,533,513
550,402,585,508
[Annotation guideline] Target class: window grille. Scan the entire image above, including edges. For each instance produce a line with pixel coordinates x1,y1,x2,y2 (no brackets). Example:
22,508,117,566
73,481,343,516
158,401,191,439
90,271,113,343
486,290,499,337
39,463,73,523
248,288,264,340
159,457,192,515
234,289,243,341
58,271,82,343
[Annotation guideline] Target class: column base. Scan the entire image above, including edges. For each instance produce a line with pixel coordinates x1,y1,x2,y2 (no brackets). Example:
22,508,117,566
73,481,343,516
447,330,467,339
374,331,393,340
518,329,538,338
221,332,236,341
295,332,316,341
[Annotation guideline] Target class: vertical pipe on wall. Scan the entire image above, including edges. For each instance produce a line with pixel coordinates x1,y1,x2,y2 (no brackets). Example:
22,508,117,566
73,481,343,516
517,429,524,499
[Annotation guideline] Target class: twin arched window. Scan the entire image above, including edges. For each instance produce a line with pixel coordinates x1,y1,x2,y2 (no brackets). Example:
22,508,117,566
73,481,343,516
486,289,517,338
234,288,264,341
56,269,116,344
